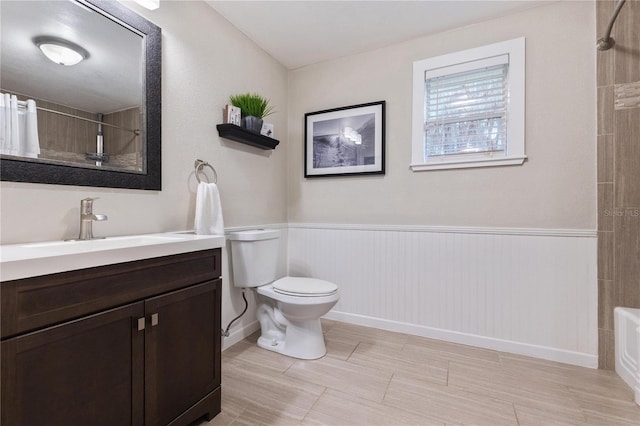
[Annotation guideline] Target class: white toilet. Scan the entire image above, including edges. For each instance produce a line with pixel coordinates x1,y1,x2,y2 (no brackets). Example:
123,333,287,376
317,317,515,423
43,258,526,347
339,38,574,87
229,229,339,359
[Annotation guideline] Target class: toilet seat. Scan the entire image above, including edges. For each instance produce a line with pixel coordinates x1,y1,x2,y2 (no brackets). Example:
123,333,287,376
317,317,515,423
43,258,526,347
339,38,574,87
273,277,338,297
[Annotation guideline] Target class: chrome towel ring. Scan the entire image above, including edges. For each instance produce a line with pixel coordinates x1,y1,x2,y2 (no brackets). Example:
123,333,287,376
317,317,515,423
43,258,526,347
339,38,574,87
194,159,218,184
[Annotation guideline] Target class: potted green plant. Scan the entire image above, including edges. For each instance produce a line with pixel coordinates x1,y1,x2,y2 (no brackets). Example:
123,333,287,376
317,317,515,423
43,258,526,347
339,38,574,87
229,93,275,134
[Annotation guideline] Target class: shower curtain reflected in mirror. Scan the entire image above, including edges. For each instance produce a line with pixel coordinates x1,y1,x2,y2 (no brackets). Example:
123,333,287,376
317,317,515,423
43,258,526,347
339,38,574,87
0,93,40,159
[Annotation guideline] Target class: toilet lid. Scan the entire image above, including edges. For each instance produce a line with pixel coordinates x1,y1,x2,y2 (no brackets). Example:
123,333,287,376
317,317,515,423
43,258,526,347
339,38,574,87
273,277,338,297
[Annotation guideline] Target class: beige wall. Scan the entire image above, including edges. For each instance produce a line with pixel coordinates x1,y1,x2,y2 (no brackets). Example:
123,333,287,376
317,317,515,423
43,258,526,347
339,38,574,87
0,1,288,244
287,1,596,230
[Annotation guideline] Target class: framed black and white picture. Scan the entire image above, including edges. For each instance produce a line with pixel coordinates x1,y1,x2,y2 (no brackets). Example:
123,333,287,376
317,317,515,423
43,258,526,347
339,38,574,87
304,101,385,178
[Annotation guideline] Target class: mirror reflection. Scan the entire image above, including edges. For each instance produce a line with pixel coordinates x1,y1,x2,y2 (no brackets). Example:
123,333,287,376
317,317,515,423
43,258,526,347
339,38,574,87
0,0,146,173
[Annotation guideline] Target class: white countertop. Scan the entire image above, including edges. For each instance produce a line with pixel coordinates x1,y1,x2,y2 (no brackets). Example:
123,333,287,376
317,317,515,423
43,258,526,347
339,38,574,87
0,232,226,281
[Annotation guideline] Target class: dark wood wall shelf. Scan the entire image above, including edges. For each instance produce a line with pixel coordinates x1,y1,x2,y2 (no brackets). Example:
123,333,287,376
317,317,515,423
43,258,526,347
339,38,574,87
216,124,280,150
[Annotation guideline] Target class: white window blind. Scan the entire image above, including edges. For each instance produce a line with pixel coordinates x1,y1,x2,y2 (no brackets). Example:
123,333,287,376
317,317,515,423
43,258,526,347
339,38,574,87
411,38,525,171
424,58,508,159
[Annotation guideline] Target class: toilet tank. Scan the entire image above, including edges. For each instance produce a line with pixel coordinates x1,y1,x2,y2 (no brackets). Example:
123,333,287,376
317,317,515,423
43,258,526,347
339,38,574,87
228,229,280,288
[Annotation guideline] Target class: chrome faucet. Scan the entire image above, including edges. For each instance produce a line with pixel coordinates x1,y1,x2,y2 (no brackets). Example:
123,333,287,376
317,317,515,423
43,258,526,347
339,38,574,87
77,198,107,240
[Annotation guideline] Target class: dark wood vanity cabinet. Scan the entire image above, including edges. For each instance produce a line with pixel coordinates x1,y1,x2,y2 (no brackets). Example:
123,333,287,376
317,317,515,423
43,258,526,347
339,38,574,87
1,249,222,426
1,302,146,425
145,281,221,426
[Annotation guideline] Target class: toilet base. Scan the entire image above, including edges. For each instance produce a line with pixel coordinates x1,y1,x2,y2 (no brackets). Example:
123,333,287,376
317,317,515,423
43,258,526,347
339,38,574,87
257,318,327,360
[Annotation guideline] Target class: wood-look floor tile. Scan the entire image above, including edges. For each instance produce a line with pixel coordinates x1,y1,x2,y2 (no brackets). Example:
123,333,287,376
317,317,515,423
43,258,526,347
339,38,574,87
322,335,359,361
223,358,325,421
568,376,635,402
229,403,303,426
219,387,247,417
384,374,518,425
302,388,443,426
214,319,640,426
347,342,448,386
447,361,587,424
499,353,633,398
324,321,409,349
284,355,392,403
402,335,501,368
201,388,245,425
223,339,296,373
571,388,640,425
514,404,589,426
204,409,239,426
404,335,501,361
511,399,587,425
584,411,640,426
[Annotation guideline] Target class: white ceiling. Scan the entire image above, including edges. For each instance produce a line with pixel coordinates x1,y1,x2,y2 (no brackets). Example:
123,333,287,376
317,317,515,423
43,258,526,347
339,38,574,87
206,0,548,70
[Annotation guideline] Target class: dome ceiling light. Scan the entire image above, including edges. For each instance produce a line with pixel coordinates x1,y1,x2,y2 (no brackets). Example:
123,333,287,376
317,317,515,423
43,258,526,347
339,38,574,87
34,36,88,66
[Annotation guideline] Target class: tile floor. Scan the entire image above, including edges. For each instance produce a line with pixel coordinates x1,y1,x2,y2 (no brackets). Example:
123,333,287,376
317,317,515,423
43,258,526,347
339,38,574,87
204,319,640,425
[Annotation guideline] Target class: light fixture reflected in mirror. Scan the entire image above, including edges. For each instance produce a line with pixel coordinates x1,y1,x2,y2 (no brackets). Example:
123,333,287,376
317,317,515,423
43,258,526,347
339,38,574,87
34,36,88,66
133,0,159,10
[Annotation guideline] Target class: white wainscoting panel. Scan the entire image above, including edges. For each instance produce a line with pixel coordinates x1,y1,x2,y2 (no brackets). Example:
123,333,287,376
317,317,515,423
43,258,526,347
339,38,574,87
288,224,598,367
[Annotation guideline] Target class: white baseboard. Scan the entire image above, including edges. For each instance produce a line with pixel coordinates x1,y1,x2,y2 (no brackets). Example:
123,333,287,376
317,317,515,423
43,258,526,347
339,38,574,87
222,320,260,351
324,310,598,369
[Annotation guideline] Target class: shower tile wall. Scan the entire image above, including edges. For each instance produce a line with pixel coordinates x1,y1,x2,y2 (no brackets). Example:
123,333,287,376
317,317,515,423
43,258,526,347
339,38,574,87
597,0,640,369
103,107,142,158
36,99,99,156
36,100,141,166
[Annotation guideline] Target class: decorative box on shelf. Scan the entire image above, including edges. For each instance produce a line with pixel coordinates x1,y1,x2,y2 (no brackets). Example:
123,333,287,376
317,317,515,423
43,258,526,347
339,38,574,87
216,124,280,150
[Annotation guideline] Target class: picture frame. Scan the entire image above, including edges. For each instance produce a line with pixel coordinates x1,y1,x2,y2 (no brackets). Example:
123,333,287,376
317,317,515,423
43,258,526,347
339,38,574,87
261,122,274,138
304,101,385,178
223,104,241,126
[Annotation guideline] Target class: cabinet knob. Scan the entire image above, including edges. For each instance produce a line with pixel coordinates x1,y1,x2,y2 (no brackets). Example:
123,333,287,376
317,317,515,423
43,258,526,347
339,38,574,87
137,317,146,331
151,313,159,326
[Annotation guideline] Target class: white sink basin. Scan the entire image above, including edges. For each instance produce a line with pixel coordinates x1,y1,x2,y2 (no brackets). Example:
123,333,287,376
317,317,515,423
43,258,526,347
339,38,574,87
1,232,225,281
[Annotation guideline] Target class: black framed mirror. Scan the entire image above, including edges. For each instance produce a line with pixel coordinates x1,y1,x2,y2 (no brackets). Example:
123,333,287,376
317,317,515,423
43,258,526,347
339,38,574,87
0,0,161,190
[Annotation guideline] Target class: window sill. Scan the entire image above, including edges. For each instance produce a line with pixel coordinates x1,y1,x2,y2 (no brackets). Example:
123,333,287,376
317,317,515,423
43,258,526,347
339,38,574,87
410,155,527,171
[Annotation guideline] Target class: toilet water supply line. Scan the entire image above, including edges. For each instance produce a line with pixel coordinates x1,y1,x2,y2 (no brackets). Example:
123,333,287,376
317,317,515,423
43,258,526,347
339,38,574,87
222,289,248,337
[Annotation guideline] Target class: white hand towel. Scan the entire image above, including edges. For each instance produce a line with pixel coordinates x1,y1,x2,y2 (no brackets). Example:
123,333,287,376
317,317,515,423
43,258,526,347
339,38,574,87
195,182,225,235
22,99,41,158
0,93,8,151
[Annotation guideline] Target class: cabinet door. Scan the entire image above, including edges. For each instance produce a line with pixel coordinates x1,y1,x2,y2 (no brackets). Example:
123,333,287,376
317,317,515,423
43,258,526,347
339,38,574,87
144,279,221,426
1,302,145,426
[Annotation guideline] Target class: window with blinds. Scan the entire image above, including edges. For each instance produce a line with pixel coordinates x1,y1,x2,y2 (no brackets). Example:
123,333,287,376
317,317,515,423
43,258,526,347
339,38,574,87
411,38,526,171
424,60,508,158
